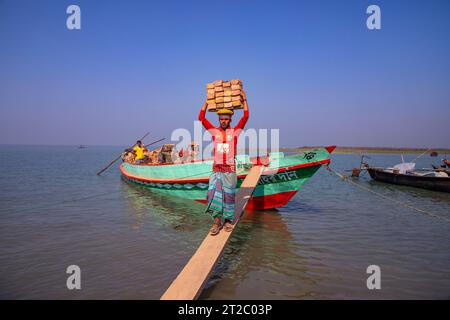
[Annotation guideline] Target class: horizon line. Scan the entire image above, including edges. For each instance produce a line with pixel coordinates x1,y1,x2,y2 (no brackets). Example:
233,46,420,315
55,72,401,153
1,143,450,150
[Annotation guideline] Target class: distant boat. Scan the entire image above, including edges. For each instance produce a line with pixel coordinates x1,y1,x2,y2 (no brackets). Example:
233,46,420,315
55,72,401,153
367,166,450,193
78,145,87,149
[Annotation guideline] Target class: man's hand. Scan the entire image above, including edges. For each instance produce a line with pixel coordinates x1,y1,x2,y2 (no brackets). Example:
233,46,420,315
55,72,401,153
242,89,248,111
241,89,247,101
201,100,208,111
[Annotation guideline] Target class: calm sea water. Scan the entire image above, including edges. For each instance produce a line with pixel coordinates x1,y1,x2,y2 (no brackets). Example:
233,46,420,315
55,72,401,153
0,145,449,299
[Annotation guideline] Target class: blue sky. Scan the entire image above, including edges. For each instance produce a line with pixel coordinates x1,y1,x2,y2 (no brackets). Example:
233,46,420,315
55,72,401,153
1,0,449,148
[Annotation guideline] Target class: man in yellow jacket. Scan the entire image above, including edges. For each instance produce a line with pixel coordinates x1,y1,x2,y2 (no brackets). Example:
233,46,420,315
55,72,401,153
133,140,146,162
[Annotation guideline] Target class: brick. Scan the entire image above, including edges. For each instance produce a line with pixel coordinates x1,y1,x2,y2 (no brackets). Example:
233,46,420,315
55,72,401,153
232,100,243,107
207,102,217,111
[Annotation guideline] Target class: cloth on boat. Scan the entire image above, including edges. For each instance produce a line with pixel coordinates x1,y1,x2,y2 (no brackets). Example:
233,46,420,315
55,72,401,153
393,162,415,174
205,172,237,220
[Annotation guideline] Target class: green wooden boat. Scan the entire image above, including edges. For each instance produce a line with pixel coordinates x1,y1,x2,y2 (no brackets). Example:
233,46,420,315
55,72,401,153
120,146,335,210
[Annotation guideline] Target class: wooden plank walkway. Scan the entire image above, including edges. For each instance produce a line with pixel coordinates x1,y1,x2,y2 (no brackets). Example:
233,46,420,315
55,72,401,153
160,166,264,300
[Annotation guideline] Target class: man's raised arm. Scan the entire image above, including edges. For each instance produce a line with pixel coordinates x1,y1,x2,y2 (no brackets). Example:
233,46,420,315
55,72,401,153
235,90,249,130
198,101,215,130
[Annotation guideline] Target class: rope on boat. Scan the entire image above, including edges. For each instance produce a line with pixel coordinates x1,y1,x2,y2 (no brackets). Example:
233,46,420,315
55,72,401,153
325,165,450,224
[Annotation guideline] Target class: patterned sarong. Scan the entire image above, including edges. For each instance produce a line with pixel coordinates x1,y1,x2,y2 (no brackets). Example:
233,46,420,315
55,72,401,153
205,172,237,220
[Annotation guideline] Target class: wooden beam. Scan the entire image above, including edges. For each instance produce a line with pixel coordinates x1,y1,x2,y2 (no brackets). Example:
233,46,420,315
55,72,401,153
160,166,264,300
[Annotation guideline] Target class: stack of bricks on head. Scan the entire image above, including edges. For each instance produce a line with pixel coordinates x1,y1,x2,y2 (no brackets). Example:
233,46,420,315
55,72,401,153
206,79,244,112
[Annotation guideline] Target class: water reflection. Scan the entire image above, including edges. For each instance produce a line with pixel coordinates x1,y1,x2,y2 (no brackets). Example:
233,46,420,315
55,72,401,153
201,210,331,299
120,179,207,232
366,178,450,202
363,176,450,222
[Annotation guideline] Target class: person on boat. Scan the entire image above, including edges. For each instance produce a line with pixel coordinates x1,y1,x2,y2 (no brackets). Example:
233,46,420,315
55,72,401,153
159,144,178,163
179,141,199,163
133,140,147,164
198,90,249,235
444,159,450,168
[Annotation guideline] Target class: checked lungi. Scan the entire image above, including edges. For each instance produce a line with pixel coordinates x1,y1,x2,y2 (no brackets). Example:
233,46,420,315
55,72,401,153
205,172,237,220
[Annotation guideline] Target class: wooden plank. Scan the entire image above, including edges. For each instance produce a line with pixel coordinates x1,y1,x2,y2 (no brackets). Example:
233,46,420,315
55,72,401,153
160,166,264,300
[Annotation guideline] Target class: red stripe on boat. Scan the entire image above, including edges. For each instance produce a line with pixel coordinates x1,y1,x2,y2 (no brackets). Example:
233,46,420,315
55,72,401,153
196,190,298,210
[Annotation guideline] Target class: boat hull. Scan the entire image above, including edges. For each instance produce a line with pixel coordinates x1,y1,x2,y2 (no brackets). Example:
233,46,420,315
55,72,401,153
196,190,298,210
367,168,450,193
120,148,334,210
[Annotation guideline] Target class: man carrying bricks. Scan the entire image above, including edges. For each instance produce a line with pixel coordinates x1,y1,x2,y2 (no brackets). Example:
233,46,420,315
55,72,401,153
198,90,249,235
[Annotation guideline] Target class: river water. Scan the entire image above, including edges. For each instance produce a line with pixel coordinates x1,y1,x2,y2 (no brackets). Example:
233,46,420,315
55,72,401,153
0,145,449,299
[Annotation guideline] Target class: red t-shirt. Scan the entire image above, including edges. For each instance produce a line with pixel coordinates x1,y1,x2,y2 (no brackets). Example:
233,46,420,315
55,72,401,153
199,109,249,172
